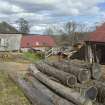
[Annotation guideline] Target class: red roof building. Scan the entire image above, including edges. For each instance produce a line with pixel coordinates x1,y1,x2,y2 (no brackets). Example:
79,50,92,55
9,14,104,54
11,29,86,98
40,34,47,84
21,35,55,48
88,23,105,42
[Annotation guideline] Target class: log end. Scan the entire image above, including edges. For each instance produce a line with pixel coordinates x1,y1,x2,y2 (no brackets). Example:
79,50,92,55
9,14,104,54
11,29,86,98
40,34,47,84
67,75,77,87
91,72,102,80
85,86,98,101
78,70,91,83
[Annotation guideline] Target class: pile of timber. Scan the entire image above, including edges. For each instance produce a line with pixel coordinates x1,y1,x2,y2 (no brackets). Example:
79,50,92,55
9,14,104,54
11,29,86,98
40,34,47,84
8,59,105,105
65,60,102,80
28,64,92,105
35,62,77,87
44,61,91,83
44,60,105,104
9,73,74,105
45,60,101,81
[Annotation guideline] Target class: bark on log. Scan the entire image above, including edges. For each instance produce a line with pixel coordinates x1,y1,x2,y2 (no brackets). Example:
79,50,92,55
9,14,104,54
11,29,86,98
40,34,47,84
91,63,102,80
93,81,105,104
27,75,75,105
64,60,92,69
35,62,77,87
9,73,57,105
64,61,102,80
29,64,92,105
45,61,91,83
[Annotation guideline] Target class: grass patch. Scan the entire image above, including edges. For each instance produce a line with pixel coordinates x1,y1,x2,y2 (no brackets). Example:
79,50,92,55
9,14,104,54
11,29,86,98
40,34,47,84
0,71,31,105
22,52,44,63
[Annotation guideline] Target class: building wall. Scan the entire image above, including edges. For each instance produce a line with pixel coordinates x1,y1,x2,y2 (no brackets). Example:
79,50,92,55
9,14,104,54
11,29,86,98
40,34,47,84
21,47,48,52
0,34,22,51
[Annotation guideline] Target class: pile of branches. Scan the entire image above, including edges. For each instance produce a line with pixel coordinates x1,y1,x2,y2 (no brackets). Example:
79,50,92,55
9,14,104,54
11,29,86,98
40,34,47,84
9,59,105,105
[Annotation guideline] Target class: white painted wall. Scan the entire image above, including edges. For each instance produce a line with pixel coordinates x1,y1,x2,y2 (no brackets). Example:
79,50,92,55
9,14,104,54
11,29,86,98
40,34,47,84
21,47,47,52
0,34,22,51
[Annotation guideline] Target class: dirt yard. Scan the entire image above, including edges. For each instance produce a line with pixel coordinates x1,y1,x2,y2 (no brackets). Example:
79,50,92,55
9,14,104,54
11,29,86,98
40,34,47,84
0,53,105,105
0,53,32,105
0,71,31,105
0,62,29,73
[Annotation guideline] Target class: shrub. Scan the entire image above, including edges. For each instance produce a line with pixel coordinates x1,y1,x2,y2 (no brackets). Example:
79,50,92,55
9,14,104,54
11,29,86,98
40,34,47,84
23,52,44,62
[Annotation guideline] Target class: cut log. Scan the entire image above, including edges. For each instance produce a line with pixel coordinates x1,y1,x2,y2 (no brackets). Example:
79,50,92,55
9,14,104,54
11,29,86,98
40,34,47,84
45,61,91,83
74,83,98,101
9,73,56,105
82,80,105,104
29,64,92,105
91,63,102,80
64,61,102,80
34,62,77,87
64,60,92,69
27,75,75,105
93,81,105,104
84,86,98,101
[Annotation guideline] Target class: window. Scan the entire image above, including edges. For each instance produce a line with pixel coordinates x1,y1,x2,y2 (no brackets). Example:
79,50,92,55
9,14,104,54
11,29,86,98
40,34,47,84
1,38,8,47
0,39,1,46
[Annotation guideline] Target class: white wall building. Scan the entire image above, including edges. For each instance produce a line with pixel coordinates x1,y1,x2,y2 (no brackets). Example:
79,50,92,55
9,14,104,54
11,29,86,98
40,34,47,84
0,34,22,51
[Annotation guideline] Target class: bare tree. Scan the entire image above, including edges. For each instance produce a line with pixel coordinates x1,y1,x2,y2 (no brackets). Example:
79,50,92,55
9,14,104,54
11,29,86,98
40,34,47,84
44,21,90,46
44,27,54,35
64,21,78,45
65,22,77,35
17,18,30,34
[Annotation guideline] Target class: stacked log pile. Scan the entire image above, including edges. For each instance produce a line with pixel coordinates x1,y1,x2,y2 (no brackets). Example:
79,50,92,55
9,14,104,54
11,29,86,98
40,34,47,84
8,59,105,105
29,64,92,105
45,61,91,83
45,60,105,104
35,62,77,87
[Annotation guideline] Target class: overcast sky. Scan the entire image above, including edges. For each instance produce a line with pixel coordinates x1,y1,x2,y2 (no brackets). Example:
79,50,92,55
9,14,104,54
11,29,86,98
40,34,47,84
0,0,105,34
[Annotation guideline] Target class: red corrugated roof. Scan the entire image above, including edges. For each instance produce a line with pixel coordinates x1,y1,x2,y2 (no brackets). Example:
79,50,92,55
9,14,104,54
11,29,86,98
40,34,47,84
88,23,105,42
21,35,55,48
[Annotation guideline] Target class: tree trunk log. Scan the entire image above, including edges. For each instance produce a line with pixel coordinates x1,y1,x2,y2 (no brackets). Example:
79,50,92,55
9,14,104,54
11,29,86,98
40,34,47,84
93,81,105,104
84,86,98,101
64,61,101,80
9,73,56,105
27,75,75,105
35,62,77,87
29,64,92,105
45,61,91,83
91,63,102,80
64,60,92,69
73,83,98,101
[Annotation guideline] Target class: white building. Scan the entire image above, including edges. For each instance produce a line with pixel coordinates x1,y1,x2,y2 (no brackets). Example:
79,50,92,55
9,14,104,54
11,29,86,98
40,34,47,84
0,34,22,51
